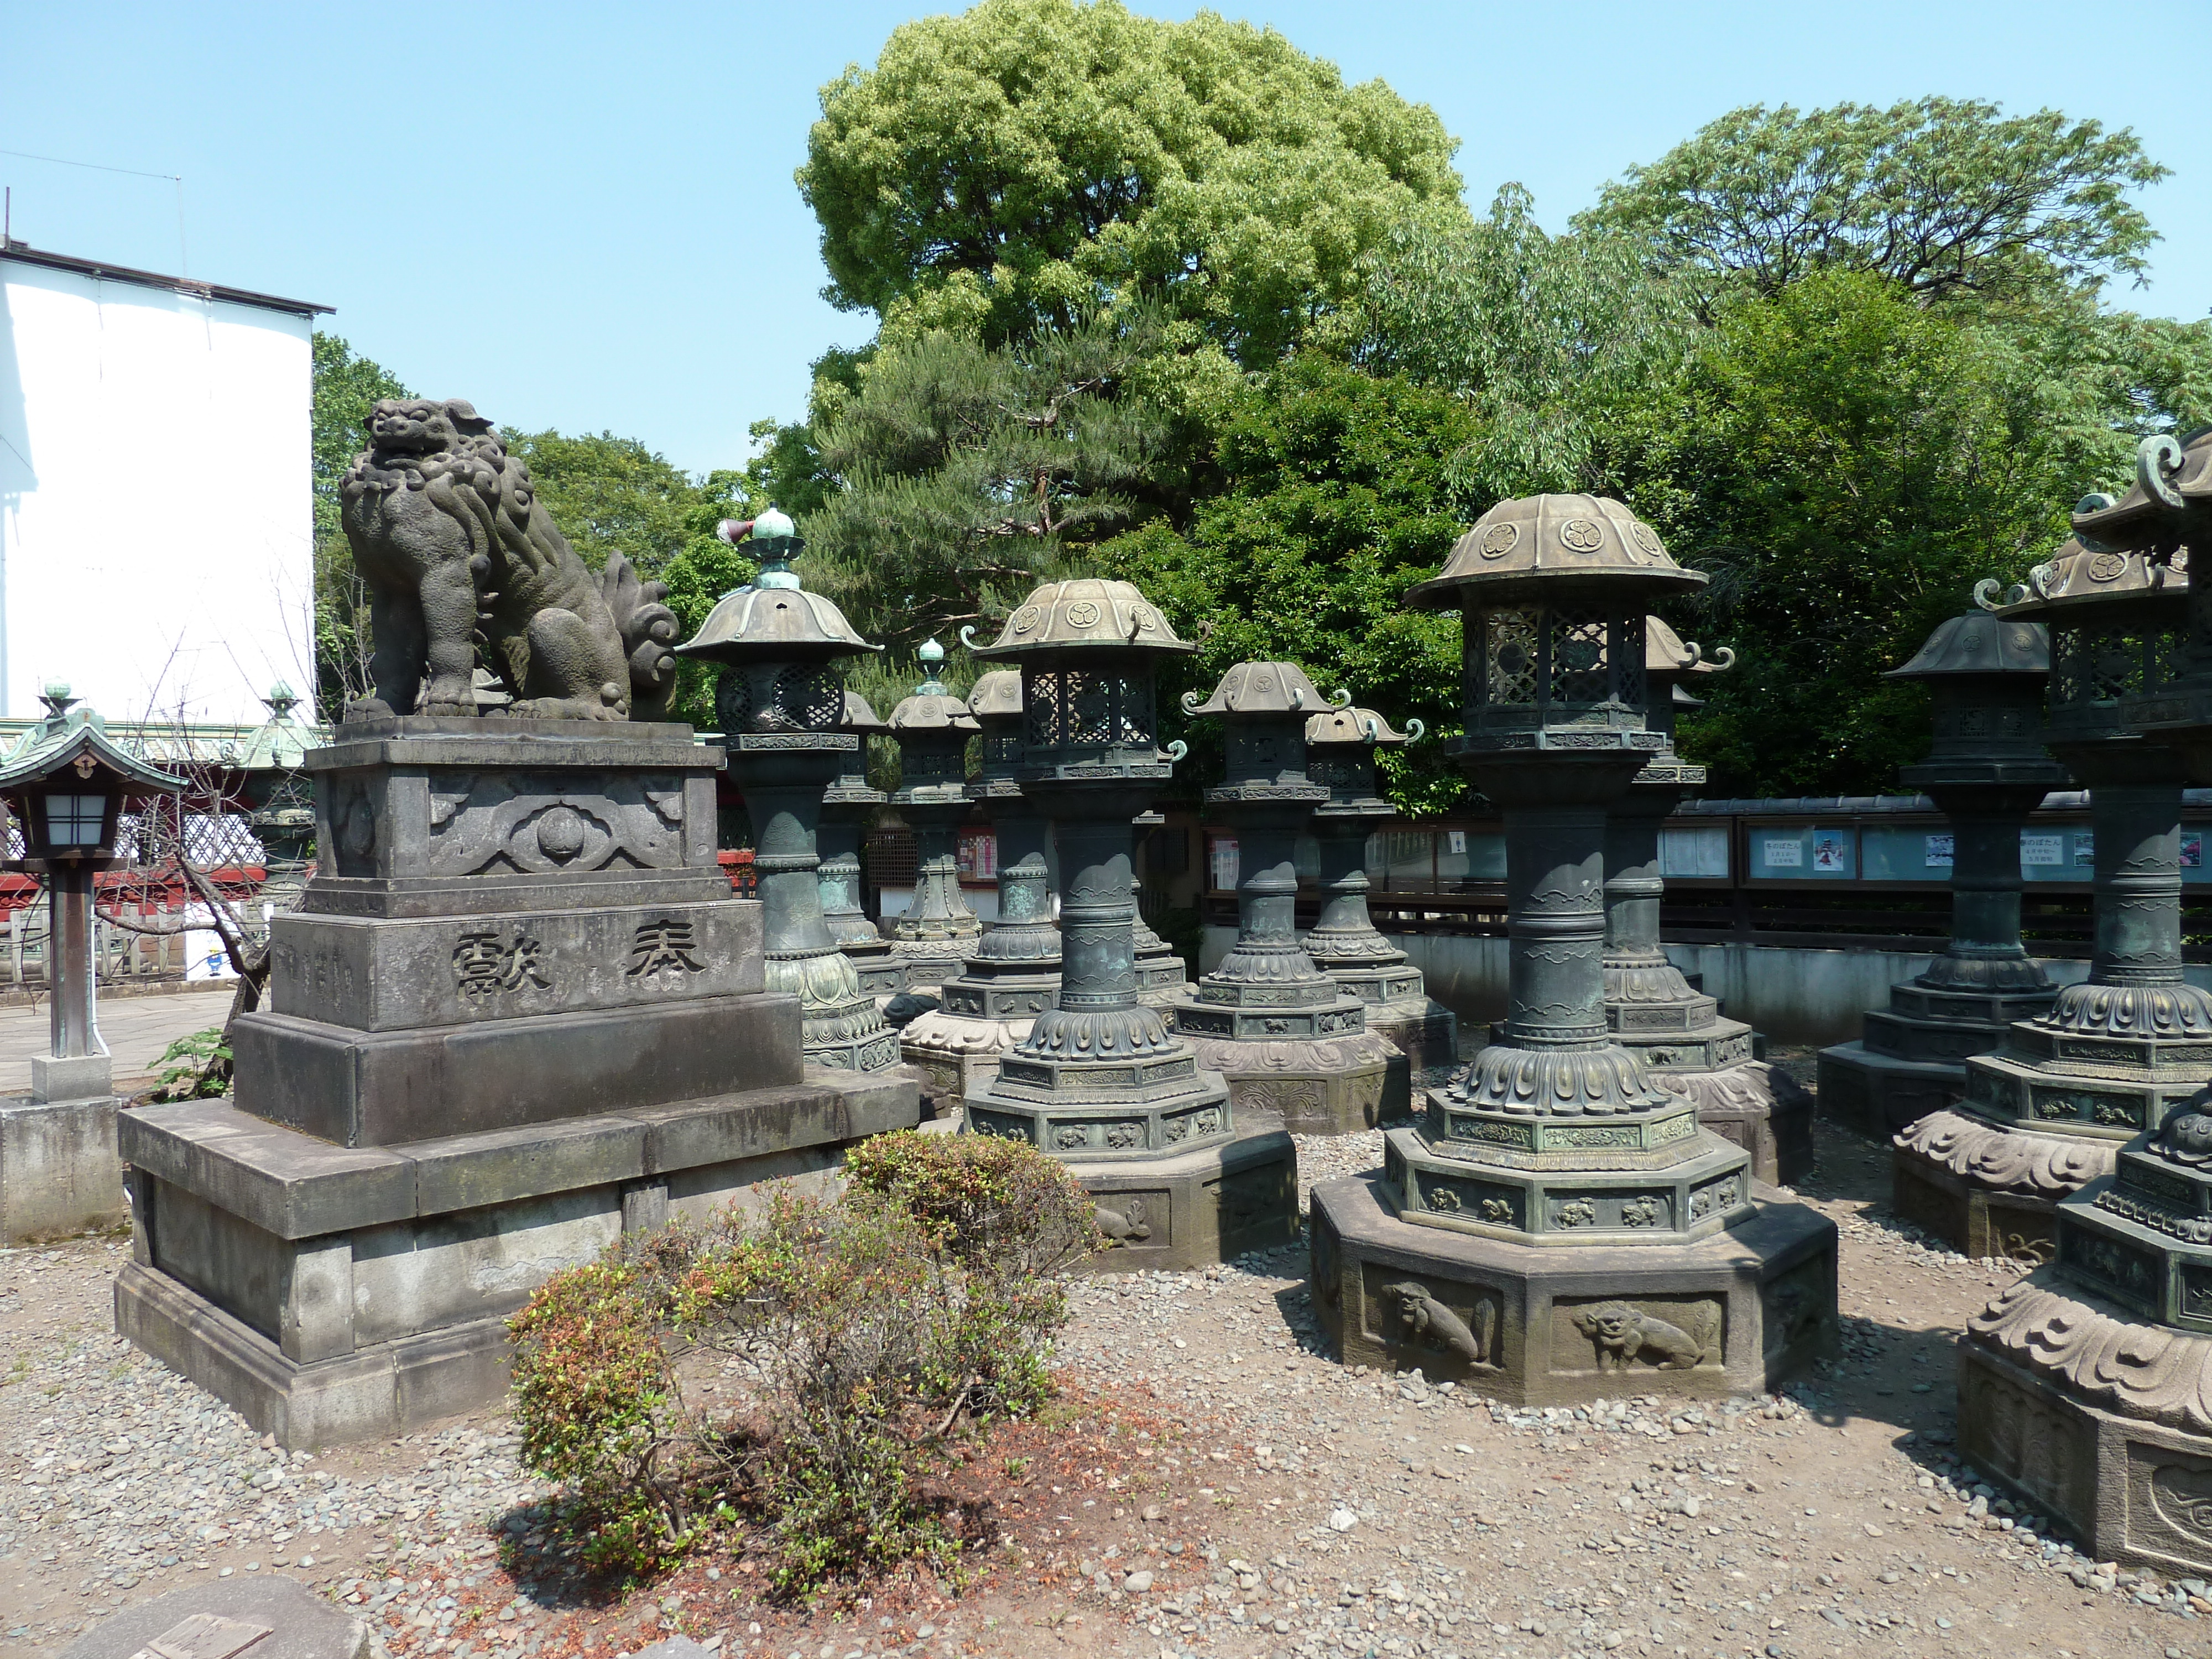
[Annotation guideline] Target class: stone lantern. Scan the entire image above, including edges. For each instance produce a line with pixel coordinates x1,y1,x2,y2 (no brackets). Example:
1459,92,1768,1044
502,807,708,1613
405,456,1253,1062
1301,704,1458,1074
1819,606,2066,1143
899,670,1062,1110
818,690,901,998
1959,433,2212,1574
1169,665,1404,1135
0,685,180,1242
962,581,1296,1269
672,510,902,1073
235,682,316,926
883,641,983,996
1603,619,1813,1186
1309,494,1836,1403
1892,530,2202,1261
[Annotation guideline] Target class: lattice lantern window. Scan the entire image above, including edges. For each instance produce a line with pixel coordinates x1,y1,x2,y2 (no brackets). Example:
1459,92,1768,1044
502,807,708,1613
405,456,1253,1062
1465,603,1647,729
1021,664,1160,760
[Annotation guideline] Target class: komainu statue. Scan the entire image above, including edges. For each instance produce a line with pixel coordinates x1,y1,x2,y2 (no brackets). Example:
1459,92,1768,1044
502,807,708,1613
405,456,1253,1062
340,399,680,722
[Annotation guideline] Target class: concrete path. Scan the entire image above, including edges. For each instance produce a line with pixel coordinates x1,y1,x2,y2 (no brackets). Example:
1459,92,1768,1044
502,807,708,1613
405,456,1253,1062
0,985,236,1094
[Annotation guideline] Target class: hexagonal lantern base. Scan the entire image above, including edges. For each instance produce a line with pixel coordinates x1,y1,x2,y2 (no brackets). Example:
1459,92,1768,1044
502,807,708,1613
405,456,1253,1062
1645,1057,1815,1190
1816,1042,1971,1142
1363,997,1460,1077
1081,1120,1300,1272
1961,1277,2212,1579
1310,1173,1837,1406
1889,1110,2116,1264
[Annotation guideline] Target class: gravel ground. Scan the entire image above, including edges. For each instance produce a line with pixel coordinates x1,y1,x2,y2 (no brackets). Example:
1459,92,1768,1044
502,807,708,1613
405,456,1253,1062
6,1097,2211,1659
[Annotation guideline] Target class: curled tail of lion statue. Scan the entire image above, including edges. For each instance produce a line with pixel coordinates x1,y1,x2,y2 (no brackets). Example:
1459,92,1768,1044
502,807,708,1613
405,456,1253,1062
601,553,680,721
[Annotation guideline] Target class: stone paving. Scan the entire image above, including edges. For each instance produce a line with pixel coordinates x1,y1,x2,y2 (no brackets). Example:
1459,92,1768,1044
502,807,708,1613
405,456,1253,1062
0,985,232,1094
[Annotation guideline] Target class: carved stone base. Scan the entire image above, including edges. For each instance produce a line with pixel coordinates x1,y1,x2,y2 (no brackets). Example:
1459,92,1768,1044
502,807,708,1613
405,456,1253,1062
1651,1062,1815,1189
1,1091,124,1244
1309,1172,1837,1406
1890,1110,2117,1262
1364,998,1459,1076
884,937,975,998
1181,1029,1405,1136
1080,1119,1300,1272
113,1072,921,1447
1961,1280,2212,1577
899,1008,1037,1113
1816,1041,1967,1140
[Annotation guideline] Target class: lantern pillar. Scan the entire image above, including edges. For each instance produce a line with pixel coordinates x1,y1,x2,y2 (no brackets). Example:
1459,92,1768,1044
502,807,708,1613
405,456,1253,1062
1306,494,1837,1405
962,582,1297,1269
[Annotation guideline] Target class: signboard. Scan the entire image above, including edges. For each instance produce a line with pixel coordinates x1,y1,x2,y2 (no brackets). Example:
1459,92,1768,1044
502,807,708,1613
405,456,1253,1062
1924,833,1954,868
2021,833,2063,867
1762,838,1803,869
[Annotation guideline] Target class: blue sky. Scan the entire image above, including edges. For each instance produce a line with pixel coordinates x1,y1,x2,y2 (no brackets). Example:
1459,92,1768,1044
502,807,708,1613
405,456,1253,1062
8,1,2203,477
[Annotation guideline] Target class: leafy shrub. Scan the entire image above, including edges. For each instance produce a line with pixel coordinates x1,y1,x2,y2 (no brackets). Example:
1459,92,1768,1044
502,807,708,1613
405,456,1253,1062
507,1133,1096,1596
147,1027,231,1101
506,1260,696,1578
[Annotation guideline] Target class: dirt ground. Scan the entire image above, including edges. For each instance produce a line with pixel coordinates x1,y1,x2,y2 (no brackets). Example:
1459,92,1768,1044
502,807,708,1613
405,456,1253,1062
6,1079,2211,1659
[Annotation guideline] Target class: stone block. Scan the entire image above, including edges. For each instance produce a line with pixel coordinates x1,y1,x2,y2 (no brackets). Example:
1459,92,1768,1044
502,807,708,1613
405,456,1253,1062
268,899,765,1030
230,994,805,1145
32,1052,112,1103
1893,1152,2058,1264
61,1575,368,1659
1082,1120,1300,1272
1957,1339,2212,1578
301,719,729,920
1196,1035,1403,1137
119,1102,418,1239
0,1092,124,1243
1816,1041,1965,1140
117,1075,921,1447
1310,1172,1837,1406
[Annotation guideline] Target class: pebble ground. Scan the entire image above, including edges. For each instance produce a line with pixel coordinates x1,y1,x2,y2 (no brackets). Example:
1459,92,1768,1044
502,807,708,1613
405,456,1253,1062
4,1098,2209,1659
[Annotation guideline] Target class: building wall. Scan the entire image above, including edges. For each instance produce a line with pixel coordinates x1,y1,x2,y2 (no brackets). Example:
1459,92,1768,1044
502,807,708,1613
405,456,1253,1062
0,258,312,723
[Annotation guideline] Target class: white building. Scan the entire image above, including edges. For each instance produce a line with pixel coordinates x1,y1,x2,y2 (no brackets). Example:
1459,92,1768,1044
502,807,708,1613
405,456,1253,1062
0,241,327,724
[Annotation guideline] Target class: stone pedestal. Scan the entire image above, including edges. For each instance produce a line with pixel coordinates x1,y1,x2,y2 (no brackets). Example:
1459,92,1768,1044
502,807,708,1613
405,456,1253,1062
1312,1171,1835,1404
1,1087,124,1243
113,719,920,1446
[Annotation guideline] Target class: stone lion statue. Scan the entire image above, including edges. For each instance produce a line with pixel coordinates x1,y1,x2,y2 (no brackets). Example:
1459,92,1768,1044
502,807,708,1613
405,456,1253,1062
340,399,680,722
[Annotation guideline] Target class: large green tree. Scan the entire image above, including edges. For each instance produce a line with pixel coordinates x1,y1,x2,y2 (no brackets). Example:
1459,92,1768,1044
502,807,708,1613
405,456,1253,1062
806,310,1176,658
1354,186,1698,505
1102,355,1477,811
798,0,1464,364
1627,270,2088,796
309,333,410,716
1582,97,2167,311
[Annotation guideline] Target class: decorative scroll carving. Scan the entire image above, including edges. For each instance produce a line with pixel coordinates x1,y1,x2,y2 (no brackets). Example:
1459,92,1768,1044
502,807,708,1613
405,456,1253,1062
1968,1277,2212,1436
1893,1110,2117,1198
424,774,687,877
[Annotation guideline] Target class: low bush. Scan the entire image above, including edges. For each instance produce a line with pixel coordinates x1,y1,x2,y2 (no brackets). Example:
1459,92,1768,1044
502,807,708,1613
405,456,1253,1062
507,1131,1099,1596
146,1027,231,1100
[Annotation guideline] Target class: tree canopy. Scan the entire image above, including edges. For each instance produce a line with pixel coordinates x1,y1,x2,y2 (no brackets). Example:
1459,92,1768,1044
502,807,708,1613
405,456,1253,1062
1582,97,2167,309
309,333,411,716
805,310,1176,656
798,0,1464,362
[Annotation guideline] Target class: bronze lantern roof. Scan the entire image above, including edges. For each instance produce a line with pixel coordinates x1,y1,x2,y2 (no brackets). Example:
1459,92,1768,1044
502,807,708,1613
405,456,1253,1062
1305,706,1420,748
1181,660,1329,717
1407,494,1708,607
965,579,1194,658
1887,611,2051,680
966,669,1024,719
